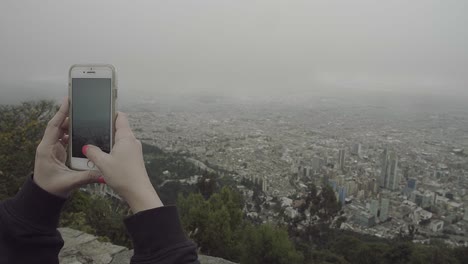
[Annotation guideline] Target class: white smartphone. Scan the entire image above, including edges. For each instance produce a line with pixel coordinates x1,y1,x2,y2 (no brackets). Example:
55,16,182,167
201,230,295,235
68,64,117,170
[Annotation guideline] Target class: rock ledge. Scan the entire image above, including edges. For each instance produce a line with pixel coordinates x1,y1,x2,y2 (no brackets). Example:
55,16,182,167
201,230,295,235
59,228,236,264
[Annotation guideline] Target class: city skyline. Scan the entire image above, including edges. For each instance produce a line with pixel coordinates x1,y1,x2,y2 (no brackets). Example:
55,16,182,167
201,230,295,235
1,0,467,252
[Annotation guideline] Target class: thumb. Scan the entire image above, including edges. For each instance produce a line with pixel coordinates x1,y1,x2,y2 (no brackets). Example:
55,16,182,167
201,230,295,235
82,145,111,169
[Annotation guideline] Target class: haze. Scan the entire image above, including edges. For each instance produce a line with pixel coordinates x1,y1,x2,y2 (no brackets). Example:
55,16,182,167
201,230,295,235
0,0,467,103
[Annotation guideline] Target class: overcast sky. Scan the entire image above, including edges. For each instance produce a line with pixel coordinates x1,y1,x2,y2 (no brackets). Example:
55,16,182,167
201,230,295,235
0,0,467,102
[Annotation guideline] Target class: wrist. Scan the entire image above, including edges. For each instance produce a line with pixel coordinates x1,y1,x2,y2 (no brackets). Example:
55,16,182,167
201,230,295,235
33,174,69,198
125,188,164,214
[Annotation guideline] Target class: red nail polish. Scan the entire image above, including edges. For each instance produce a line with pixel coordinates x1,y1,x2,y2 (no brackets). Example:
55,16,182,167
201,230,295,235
82,145,89,155
97,176,106,184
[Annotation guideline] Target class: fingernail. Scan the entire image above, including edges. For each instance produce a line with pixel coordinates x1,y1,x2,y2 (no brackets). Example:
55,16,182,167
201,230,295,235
82,145,89,155
97,176,106,184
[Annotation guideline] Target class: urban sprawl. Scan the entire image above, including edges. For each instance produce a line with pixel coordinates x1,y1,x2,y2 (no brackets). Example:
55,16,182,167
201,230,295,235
127,96,468,247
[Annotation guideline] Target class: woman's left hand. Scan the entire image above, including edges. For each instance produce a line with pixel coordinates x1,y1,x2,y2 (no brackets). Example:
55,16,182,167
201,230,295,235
33,97,101,198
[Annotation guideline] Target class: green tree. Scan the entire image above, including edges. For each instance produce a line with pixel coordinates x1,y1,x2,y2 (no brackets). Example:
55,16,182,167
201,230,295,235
299,183,318,218
307,249,347,264
178,191,210,250
178,187,244,260
60,190,132,248
200,206,233,257
353,242,389,264
330,235,364,263
384,243,412,264
241,224,303,264
197,172,218,199
409,243,459,264
317,185,341,224
0,100,56,198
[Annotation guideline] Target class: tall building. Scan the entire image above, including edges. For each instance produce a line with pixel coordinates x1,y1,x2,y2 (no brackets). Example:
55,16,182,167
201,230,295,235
353,211,376,227
338,186,347,205
338,149,346,171
407,178,417,191
328,179,338,191
311,157,323,171
380,149,400,190
352,143,362,157
380,149,389,187
387,156,399,190
380,198,390,222
370,199,379,218
261,177,268,193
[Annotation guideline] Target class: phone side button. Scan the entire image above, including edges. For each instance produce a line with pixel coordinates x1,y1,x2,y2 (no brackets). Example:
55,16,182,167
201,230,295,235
87,160,96,169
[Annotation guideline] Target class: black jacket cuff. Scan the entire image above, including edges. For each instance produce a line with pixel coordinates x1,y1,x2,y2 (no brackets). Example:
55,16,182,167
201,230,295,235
124,206,188,255
4,175,67,229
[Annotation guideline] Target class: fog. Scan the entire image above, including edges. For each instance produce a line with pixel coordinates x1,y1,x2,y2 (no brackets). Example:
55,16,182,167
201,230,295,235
0,0,467,104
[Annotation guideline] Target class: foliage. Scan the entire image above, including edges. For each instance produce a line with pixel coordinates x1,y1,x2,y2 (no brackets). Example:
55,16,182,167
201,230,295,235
142,143,199,184
197,172,218,199
60,190,132,248
240,224,304,264
0,100,56,198
178,187,244,260
178,187,303,263
316,185,342,224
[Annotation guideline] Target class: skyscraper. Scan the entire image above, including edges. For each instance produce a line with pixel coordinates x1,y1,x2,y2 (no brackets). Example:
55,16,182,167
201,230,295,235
387,155,399,190
338,149,346,171
380,149,399,190
380,148,389,188
370,199,379,218
403,178,417,197
352,143,362,157
380,198,390,222
261,177,268,193
338,186,347,205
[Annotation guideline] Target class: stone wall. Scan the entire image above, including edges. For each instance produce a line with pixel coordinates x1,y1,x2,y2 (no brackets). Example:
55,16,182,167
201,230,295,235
59,228,236,264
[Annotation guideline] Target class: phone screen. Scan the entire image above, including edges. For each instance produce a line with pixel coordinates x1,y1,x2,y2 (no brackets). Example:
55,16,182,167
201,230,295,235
71,78,112,158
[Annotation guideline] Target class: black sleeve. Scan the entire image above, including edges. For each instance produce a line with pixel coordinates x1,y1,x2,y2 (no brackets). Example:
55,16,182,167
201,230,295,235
0,176,67,264
124,206,200,264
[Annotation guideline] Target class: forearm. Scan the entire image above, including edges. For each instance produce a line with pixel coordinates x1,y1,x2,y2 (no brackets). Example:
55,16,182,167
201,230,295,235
0,176,66,264
122,179,164,214
125,206,200,264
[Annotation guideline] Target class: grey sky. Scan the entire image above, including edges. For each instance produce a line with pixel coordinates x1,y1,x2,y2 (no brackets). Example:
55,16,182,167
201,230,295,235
0,0,467,102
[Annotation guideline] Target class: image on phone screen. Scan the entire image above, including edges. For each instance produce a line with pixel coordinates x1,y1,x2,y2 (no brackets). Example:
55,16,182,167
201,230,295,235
72,78,112,158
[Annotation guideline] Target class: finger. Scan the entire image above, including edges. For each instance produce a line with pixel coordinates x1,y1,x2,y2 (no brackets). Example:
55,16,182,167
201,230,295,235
61,117,69,131
71,170,103,187
83,144,111,169
42,97,69,145
115,112,135,141
59,134,69,146
97,176,106,184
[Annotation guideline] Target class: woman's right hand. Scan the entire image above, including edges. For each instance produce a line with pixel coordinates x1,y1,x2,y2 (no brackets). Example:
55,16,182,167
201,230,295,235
83,112,163,213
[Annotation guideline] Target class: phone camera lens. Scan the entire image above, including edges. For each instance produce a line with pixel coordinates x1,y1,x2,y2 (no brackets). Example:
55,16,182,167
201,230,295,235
83,71,85,73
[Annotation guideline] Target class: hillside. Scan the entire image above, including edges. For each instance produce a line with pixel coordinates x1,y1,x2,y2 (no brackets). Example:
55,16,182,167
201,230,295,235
1,101,468,264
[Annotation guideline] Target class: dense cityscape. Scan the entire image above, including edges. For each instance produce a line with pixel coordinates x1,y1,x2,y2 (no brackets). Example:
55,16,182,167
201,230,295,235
127,94,468,247
1,1,468,263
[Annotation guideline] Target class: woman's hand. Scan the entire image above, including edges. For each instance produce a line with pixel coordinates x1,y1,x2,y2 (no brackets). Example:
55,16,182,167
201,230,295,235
34,97,101,198
83,112,163,213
